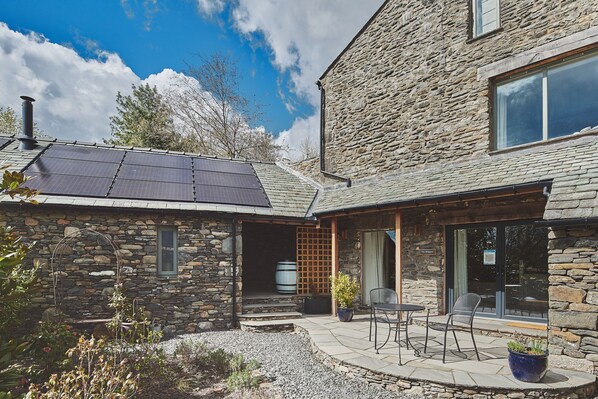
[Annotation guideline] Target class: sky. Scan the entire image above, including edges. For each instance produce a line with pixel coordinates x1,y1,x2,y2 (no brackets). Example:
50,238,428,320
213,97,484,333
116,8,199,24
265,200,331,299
0,0,384,159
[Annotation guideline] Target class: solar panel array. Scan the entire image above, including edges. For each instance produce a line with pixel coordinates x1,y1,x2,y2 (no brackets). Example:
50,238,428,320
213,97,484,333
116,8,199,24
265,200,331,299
23,144,270,208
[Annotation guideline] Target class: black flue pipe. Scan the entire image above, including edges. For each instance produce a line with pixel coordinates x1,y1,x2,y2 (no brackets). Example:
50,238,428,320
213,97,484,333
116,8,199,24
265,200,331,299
18,96,37,150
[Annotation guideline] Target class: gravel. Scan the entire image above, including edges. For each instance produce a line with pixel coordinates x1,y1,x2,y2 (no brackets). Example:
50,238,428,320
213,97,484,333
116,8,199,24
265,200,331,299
162,330,422,399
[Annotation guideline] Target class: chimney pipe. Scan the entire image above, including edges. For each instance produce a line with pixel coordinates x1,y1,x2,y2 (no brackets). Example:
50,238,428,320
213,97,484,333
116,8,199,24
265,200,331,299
18,95,37,151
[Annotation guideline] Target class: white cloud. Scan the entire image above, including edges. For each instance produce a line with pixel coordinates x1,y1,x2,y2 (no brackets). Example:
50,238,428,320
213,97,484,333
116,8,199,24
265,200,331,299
276,113,319,160
231,0,384,155
196,0,226,17
0,23,139,142
233,0,384,106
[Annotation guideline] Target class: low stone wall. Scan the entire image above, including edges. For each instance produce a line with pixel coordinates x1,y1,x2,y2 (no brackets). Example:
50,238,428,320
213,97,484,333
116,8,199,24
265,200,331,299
1,205,242,334
548,225,598,375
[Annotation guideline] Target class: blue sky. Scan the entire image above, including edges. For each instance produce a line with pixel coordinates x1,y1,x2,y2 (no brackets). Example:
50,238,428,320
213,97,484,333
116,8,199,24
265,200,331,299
0,0,383,158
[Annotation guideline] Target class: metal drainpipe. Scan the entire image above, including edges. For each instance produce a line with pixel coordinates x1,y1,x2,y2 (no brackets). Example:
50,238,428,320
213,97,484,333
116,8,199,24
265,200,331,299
231,217,238,328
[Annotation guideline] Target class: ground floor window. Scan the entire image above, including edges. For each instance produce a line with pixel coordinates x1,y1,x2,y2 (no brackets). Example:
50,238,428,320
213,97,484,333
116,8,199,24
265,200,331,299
447,222,548,321
362,230,396,305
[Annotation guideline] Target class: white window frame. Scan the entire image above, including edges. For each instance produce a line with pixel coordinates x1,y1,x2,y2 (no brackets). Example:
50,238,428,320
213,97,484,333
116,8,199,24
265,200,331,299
472,0,501,38
493,51,598,150
157,226,178,276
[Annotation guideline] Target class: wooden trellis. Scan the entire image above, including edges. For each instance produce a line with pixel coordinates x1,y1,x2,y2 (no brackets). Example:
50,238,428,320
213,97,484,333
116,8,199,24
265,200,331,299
296,226,332,295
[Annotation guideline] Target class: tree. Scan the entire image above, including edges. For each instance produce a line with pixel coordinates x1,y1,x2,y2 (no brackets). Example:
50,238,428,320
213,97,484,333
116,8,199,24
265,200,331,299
299,136,318,160
107,84,185,151
0,106,45,137
167,53,281,161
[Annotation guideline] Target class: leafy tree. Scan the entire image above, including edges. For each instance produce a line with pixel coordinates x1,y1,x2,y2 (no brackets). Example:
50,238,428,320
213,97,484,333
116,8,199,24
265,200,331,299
107,84,185,151
0,106,45,138
168,53,281,161
0,167,39,397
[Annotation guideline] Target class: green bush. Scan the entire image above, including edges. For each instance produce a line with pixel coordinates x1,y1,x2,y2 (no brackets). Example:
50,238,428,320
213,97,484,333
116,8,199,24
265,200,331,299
29,320,78,378
226,354,260,392
330,272,360,308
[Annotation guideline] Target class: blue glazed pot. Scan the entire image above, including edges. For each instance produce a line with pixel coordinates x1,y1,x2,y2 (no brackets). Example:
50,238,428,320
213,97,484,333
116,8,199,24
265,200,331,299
508,349,548,383
337,307,354,322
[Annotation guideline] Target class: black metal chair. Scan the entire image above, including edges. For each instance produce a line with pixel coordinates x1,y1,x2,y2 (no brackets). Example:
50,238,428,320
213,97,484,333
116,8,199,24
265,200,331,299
424,293,481,363
369,288,398,342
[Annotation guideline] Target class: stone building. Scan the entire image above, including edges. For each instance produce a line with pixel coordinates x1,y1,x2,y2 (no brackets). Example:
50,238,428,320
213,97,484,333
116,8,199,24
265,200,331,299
1,0,598,378
304,0,598,375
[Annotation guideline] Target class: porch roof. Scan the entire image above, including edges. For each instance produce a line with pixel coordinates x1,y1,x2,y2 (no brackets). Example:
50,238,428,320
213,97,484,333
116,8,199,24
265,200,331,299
312,134,598,220
0,136,318,219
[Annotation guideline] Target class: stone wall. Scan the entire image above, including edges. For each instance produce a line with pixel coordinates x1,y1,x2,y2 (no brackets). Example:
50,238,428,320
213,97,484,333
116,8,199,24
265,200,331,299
548,225,598,374
337,210,443,314
320,0,598,180
1,205,242,334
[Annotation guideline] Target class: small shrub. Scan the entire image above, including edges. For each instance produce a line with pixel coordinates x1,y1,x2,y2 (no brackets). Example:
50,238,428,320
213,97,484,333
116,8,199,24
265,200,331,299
26,336,138,399
508,333,547,355
0,339,30,397
226,355,260,392
330,272,360,308
29,320,78,377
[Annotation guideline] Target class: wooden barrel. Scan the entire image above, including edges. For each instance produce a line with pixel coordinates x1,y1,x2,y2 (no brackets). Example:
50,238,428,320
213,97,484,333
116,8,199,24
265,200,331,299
275,261,297,294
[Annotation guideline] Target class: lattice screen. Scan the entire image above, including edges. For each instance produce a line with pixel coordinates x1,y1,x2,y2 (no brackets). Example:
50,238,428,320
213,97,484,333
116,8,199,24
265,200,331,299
296,226,332,295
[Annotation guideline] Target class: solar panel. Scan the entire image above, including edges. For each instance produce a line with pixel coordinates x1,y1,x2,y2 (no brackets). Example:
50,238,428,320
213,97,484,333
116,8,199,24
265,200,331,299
110,179,194,202
44,144,124,163
23,173,112,197
123,151,191,169
118,164,192,184
195,185,270,207
0,137,11,150
195,170,262,189
28,157,119,178
194,158,255,175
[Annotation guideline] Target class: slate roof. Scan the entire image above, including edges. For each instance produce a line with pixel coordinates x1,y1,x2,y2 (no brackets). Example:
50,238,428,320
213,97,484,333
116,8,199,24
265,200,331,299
0,136,318,219
312,134,598,221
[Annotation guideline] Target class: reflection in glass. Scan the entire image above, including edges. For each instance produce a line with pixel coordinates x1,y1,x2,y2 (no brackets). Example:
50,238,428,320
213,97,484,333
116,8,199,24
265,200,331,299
454,227,497,314
496,74,543,149
160,230,176,273
548,55,598,139
504,225,548,319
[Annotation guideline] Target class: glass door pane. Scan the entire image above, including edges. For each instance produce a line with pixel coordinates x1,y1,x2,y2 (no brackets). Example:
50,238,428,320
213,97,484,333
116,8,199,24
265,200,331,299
504,225,549,319
454,227,498,315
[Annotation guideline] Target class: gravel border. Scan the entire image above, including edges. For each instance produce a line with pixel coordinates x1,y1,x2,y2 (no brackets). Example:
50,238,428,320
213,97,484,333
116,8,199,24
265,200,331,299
163,330,422,399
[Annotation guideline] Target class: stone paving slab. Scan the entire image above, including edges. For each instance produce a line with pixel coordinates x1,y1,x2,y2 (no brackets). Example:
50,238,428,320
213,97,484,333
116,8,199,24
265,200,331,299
290,314,596,393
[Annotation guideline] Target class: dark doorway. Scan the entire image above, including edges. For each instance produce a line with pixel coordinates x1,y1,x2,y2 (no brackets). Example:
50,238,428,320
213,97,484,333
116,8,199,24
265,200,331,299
242,222,297,296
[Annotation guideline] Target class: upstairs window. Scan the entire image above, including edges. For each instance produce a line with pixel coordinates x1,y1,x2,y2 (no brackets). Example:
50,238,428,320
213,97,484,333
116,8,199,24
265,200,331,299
473,0,500,38
158,227,178,276
494,52,598,150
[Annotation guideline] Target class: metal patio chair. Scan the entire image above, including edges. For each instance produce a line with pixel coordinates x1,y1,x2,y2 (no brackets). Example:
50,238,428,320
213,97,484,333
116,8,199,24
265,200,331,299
369,288,398,342
424,293,481,363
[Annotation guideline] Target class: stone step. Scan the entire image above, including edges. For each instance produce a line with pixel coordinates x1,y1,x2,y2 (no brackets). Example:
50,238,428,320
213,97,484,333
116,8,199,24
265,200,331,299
242,302,298,314
239,318,299,333
242,294,304,306
238,311,303,322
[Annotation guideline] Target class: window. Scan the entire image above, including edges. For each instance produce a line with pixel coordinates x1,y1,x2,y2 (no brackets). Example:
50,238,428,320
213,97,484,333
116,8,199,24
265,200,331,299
158,227,178,276
494,52,598,150
472,0,500,38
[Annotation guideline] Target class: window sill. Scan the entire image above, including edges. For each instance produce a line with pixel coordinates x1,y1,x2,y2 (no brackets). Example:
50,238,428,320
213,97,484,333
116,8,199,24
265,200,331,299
157,274,178,280
489,129,598,156
467,27,504,44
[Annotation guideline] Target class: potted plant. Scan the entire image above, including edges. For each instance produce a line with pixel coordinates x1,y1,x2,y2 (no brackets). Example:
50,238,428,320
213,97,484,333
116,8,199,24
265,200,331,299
507,335,548,383
330,272,360,322
304,284,332,315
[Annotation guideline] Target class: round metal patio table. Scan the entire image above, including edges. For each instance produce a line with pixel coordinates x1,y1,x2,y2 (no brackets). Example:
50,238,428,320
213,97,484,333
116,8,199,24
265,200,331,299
372,303,426,365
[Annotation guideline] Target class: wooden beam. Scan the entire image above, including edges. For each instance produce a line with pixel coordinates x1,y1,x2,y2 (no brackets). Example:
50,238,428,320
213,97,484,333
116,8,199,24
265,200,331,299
395,210,402,304
331,218,339,315
432,201,545,225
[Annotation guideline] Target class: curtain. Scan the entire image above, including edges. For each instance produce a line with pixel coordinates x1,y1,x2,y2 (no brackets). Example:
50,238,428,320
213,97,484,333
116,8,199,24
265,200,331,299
454,229,468,302
363,231,386,305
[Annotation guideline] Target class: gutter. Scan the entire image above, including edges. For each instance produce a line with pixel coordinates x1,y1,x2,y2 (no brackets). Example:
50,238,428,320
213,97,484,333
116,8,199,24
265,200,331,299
535,217,598,227
313,180,553,217
231,216,238,328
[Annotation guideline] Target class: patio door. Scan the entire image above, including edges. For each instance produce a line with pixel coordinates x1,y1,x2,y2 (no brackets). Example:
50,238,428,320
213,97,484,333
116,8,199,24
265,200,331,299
362,230,396,305
447,222,548,321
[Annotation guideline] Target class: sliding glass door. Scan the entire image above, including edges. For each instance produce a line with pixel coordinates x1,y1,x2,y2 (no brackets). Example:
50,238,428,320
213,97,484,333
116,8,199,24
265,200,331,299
448,222,548,321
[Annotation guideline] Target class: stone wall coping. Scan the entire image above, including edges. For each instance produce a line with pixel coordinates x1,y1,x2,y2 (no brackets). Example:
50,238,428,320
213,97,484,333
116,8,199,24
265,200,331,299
478,26,598,80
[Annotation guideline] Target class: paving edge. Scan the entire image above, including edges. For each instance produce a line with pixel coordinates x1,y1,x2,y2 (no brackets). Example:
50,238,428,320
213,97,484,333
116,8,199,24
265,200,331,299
292,324,598,399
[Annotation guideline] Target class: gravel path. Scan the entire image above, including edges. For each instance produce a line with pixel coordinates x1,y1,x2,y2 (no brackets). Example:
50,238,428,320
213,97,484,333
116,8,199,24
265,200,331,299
163,330,422,399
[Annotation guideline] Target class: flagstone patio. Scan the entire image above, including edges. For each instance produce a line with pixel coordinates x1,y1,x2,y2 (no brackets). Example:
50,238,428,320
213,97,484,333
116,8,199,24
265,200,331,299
242,314,597,398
